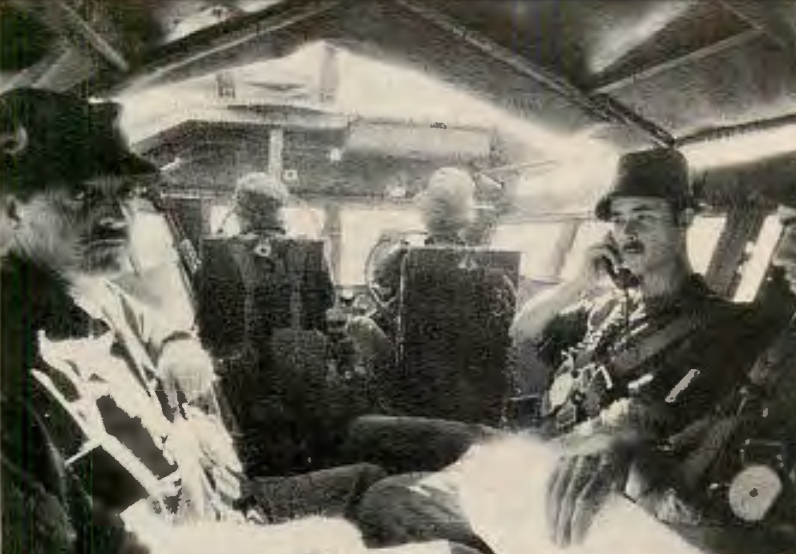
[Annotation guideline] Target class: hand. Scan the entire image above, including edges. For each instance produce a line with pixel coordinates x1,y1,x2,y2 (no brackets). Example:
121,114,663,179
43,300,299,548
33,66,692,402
545,450,627,547
573,234,620,290
159,339,218,404
551,399,649,456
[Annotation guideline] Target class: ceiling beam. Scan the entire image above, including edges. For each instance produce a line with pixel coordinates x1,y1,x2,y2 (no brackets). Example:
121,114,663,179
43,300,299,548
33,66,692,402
226,104,351,128
47,1,128,71
13,0,129,71
0,47,65,93
676,111,796,146
593,28,762,94
393,0,675,147
100,0,344,95
717,0,796,52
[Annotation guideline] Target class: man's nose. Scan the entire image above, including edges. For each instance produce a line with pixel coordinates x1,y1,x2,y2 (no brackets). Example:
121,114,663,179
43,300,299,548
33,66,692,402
98,215,127,230
96,199,130,229
614,219,639,239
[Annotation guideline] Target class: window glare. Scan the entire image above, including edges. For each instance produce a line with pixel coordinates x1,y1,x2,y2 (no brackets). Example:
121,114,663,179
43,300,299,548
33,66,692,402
340,207,422,285
688,216,726,274
560,220,610,280
283,206,325,239
491,222,565,279
210,204,238,236
735,216,782,302
124,207,194,329
130,207,180,269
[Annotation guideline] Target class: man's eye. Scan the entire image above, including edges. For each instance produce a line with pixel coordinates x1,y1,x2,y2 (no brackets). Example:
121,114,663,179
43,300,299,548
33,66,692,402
638,212,661,224
124,183,149,201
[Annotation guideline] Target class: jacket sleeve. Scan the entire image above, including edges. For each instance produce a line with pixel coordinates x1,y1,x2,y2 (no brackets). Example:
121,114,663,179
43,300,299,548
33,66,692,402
534,303,591,372
1,396,136,554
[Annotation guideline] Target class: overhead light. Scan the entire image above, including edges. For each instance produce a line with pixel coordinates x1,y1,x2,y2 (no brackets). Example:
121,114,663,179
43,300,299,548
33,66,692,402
683,125,796,170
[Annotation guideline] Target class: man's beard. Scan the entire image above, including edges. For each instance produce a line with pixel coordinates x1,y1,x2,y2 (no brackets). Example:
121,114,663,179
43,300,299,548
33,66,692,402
81,241,129,276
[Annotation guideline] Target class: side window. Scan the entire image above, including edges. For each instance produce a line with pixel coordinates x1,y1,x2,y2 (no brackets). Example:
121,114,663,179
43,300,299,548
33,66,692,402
559,220,611,280
209,203,237,236
687,215,726,274
120,200,195,330
129,203,183,269
734,215,782,302
491,222,568,279
283,205,326,239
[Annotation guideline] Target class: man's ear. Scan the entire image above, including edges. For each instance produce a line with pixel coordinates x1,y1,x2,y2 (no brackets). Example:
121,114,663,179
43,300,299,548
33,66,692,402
2,195,22,228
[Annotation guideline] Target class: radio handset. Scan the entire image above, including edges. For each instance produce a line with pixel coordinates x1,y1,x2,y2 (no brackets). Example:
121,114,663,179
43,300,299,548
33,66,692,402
601,243,640,290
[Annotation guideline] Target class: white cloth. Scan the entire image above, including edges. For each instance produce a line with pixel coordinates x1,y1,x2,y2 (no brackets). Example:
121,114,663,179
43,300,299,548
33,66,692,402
143,516,368,554
437,435,707,554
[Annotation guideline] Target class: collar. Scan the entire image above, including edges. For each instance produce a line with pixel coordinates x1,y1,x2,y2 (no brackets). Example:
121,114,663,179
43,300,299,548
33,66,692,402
67,276,115,322
1,255,95,396
1,254,95,340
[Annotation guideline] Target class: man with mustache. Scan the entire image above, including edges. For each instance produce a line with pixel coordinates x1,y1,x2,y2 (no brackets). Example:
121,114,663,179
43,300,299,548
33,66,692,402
0,86,250,528
0,87,389,554
510,148,765,546
356,148,765,552
0,86,188,553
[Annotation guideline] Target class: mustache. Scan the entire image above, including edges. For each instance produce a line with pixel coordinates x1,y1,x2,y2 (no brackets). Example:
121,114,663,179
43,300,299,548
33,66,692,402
86,226,129,243
620,239,644,253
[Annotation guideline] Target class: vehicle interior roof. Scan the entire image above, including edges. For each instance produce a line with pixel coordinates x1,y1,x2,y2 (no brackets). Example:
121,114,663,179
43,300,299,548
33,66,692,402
2,0,796,207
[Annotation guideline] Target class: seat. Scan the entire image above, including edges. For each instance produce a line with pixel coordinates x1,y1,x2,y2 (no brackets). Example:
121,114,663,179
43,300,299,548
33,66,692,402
388,246,519,425
195,235,336,474
195,235,333,358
